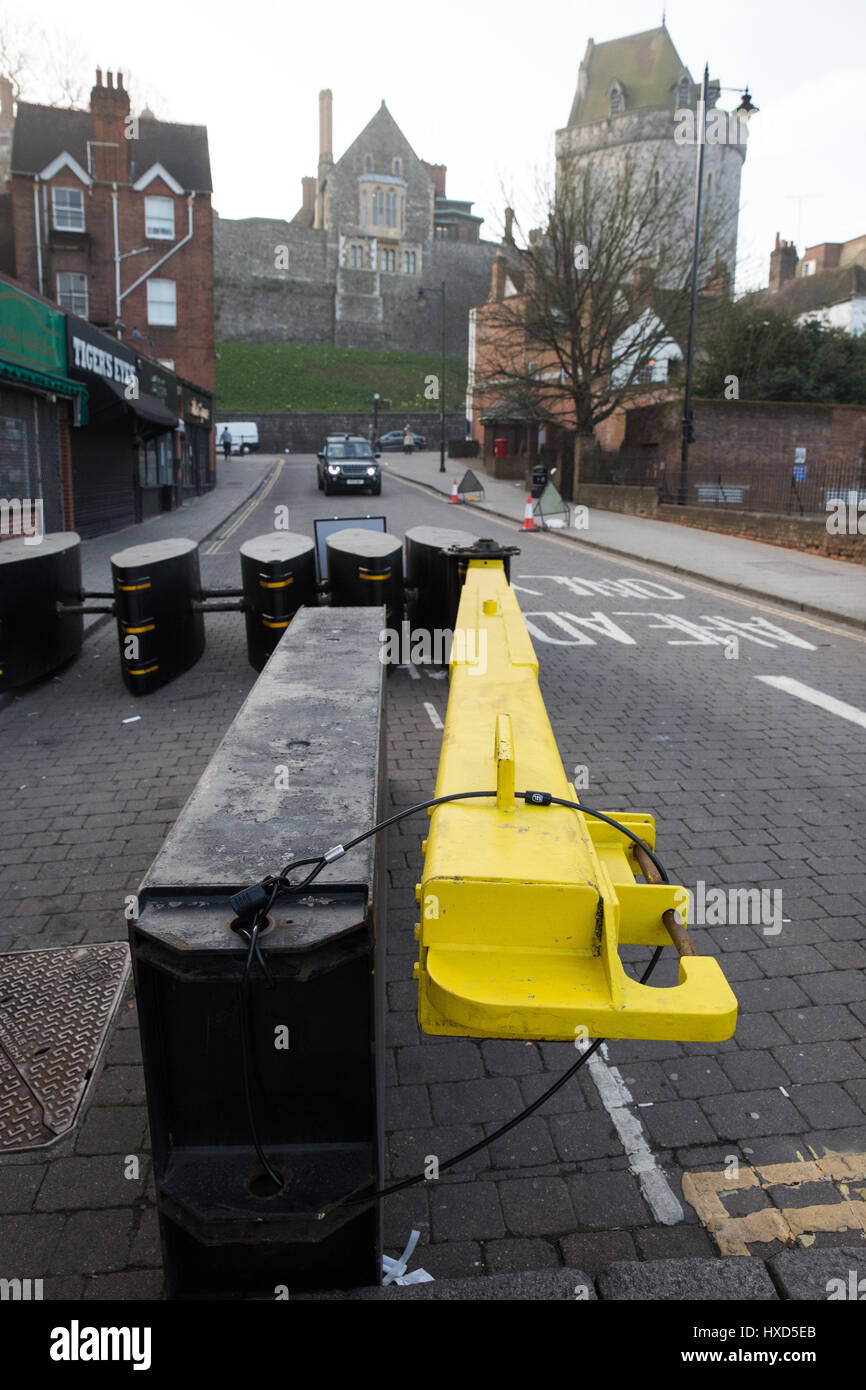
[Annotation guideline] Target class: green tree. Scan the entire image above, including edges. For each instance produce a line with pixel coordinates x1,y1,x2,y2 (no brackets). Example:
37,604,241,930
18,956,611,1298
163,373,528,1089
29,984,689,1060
694,300,866,403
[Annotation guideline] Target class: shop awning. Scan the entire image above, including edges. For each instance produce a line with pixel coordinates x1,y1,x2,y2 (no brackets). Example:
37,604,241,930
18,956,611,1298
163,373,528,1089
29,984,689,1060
0,357,88,424
132,394,178,430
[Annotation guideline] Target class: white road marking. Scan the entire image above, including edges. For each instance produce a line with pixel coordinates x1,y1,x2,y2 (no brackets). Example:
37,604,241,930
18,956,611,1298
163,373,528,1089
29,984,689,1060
425,669,447,680
424,702,444,730
756,676,866,730
404,664,420,681
588,1046,684,1226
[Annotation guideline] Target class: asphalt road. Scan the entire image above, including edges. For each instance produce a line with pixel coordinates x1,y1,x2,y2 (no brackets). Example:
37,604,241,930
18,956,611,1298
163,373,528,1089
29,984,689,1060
1,453,864,1295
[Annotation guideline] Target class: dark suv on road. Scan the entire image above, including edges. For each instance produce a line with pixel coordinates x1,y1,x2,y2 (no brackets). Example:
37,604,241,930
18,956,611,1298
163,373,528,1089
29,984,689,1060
316,436,381,495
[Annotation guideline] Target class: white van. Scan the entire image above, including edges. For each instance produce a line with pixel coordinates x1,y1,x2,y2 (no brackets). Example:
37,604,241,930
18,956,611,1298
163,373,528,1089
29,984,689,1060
219,422,259,454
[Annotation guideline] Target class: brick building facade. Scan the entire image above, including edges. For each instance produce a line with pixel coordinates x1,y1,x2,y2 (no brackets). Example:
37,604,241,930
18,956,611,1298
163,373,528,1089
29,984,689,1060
7,69,215,392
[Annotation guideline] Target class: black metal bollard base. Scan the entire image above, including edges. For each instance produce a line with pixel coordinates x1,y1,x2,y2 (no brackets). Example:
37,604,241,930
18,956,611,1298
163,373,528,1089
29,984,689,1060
130,607,387,1298
0,533,84,692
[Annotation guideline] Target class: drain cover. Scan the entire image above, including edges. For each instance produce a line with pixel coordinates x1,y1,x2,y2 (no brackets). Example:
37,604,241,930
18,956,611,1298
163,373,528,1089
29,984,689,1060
0,943,130,1151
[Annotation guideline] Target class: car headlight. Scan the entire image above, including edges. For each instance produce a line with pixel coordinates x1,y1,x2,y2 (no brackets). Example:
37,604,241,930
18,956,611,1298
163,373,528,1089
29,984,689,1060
366,466,376,475
328,465,340,474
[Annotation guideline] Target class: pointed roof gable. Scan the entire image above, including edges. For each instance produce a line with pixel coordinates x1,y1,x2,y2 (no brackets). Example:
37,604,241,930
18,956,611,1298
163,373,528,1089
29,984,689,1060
567,25,691,127
749,263,866,317
11,102,212,191
335,100,421,170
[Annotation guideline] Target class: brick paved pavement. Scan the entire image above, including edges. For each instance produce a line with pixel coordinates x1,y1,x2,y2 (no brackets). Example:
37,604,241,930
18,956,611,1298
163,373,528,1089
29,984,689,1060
1,456,864,1297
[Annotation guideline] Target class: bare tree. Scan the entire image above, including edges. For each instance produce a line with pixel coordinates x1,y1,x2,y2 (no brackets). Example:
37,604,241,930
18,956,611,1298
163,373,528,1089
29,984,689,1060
0,18,33,98
0,15,97,108
478,151,733,483
36,27,88,108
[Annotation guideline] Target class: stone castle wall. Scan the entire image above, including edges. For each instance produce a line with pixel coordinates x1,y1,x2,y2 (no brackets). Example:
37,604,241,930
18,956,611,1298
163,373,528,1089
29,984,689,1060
214,215,500,357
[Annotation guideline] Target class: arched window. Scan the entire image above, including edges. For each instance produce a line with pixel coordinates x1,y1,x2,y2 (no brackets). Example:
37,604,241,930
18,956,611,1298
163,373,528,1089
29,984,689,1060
364,155,373,172
608,81,625,116
351,244,365,269
403,250,416,274
392,157,401,176
677,76,691,109
707,172,713,191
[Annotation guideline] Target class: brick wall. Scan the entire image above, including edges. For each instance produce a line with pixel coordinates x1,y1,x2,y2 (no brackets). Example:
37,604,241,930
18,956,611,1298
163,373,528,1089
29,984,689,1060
214,410,467,455
620,398,866,512
571,482,865,563
576,482,659,516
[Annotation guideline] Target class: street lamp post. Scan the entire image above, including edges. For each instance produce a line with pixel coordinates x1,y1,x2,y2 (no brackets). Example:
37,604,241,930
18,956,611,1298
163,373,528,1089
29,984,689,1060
419,281,447,472
372,392,380,440
677,70,758,506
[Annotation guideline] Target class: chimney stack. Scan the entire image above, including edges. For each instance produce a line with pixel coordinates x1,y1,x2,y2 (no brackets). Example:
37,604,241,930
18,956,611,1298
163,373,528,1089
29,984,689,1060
769,234,798,292
705,252,730,298
299,176,317,226
318,89,333,165
0,75,14,133
633,259,654,311
504,207,515,245
90,65,131,182
489,251,507,302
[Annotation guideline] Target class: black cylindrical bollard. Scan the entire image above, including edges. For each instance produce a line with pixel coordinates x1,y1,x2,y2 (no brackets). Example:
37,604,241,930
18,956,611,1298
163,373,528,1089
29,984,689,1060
405,524,477,634
0,533,84,693
111,538,205,696
240,533,317,671
326,528,403,626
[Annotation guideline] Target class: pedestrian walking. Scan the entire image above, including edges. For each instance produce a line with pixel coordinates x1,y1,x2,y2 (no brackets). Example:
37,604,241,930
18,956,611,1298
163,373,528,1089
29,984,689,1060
220,426,232,461
403,423,414,455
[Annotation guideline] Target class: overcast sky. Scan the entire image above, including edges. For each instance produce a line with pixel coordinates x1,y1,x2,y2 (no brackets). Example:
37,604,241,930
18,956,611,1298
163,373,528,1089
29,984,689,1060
13,0,866,293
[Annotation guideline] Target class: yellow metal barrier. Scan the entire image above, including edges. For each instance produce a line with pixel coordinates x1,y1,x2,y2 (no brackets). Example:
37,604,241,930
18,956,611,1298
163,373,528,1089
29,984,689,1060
413,559,737,1043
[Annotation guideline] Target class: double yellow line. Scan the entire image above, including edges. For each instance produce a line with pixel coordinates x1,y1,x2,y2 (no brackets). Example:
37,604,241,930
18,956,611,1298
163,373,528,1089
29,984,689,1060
203,460,285,556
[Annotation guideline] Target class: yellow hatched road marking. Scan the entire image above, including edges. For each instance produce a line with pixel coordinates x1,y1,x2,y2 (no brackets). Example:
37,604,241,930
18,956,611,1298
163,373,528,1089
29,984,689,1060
683,1149,866,1255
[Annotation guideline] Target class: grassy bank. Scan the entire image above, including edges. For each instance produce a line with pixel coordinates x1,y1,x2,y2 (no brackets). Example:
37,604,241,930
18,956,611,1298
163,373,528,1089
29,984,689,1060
215,342,468,413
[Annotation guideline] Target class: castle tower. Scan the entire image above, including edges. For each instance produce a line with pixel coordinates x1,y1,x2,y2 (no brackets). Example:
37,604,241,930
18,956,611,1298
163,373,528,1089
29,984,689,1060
556,24,746,289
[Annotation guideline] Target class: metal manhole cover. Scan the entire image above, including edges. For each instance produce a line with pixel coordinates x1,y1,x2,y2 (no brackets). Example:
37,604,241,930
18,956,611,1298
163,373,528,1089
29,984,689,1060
0,943,130,1152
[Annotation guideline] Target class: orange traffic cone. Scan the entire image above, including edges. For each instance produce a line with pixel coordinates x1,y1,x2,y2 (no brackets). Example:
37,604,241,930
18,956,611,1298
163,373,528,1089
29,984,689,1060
521,493,536,531
449,478,460,504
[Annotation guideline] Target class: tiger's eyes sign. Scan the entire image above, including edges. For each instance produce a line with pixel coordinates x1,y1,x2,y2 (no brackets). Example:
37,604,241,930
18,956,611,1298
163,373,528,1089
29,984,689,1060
66,315,137,403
